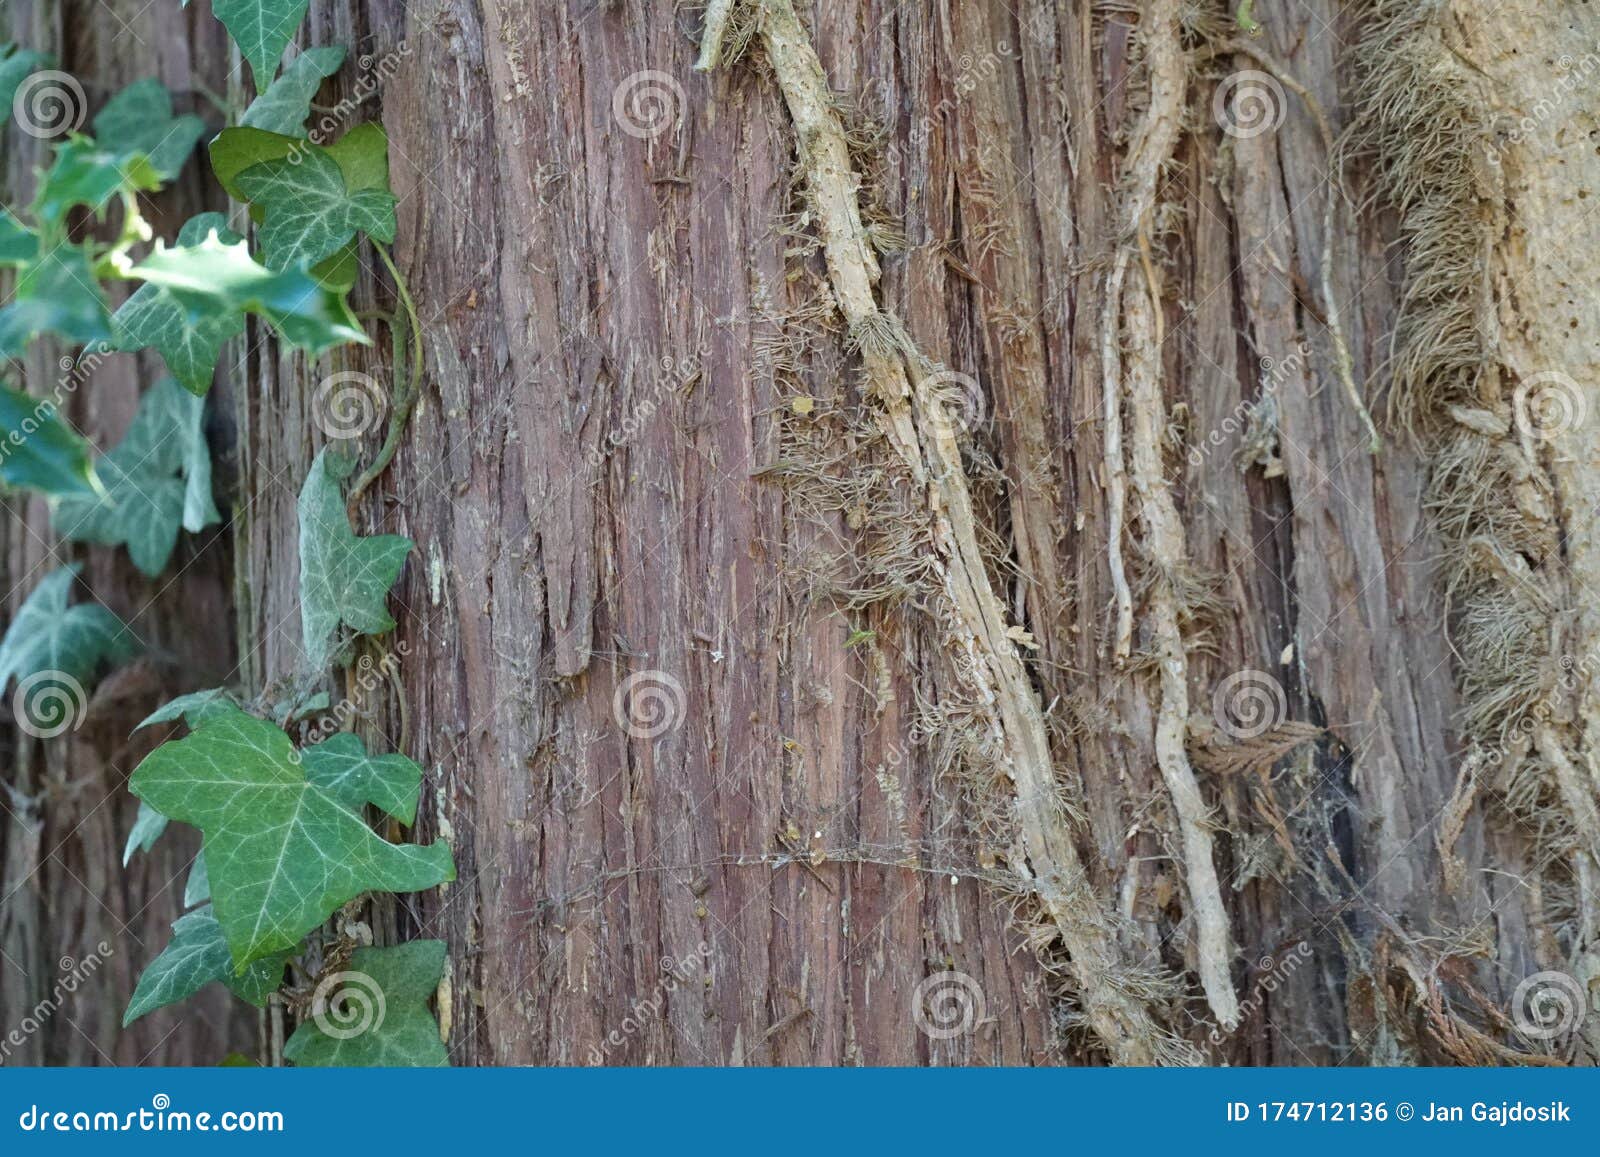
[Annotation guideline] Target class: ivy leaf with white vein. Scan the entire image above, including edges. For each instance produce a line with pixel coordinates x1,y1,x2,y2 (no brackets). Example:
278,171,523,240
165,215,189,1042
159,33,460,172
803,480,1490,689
298,449,411,669
283,940,449,1067
184,853,210,907
235,145,395,272
122,905,290,1025
213,0,312,87
114,214,247,395
122,800,168,866
0,564,137,693
302,732,422,824
0,380,97,496
129,706,453,967
52,378,220,576
240,46,345,136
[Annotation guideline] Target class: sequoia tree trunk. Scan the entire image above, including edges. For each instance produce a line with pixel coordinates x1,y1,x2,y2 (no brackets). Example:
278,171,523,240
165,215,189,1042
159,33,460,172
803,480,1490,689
3,0,1593,1066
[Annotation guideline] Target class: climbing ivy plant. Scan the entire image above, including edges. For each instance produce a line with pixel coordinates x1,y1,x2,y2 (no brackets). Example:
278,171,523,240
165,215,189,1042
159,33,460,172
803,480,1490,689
0,5,445,1066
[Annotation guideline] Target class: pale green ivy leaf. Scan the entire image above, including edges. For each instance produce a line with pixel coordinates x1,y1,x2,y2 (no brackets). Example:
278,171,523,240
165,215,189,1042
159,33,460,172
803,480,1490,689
52,378,220,577
302,732,422,825
236,146,396,271
129,707,454,967
0,211,38,266
0,564,137,694
122,800,168,866
214,0,313,87
92,78,206,181
185,852,211,907
0,381,97,496
283,940,449,1067
136,686,240,731
132,229,366,356
298,448,411,669
241,46,345,137
123,905,290,1025
31,137,161,229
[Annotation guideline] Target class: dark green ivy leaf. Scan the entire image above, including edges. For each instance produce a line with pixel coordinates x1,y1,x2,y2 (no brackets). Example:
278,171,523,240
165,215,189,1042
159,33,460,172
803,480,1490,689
0,381,97,496
122,800,168,866
240,46,345,137
298,448,411,669
31,136,160,229
0,211,38,266
302,732,423,825
283,940,449,1067
0,43,51,119
129,707,453,967
53,378,220,576
0,564,136,692
236,145,396,271
135,686,240,731
123,905,290,1025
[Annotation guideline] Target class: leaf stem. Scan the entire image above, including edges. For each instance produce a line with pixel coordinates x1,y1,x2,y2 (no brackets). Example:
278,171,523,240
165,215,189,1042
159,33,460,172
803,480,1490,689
347,242,423,514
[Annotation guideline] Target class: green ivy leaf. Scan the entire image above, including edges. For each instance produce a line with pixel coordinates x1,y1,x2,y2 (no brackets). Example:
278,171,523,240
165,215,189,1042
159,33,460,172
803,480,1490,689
185,852,211,907
53,378,220,576
283,940,449,1067
32,137,161,230
0,211,38,266
129,707,454,967
298,448,411,669
0,43,51,118
302,732,422,825
136,686,240,731
114,214,247,396
0,381,97,496
123,905,290,1025
122,800,169,866
0,246,112,356
132,228,366,356
0,564,137,695
240,46,345,137
92,79,206,182
213,0,313,87
236,146,396,271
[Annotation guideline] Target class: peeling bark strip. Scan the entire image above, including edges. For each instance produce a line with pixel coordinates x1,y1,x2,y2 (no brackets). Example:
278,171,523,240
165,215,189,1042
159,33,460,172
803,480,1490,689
736,0,1174,1064
1101,0,1237,1027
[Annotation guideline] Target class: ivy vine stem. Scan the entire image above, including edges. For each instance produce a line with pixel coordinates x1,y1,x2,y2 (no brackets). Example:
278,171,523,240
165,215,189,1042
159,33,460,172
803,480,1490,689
347,241,422,514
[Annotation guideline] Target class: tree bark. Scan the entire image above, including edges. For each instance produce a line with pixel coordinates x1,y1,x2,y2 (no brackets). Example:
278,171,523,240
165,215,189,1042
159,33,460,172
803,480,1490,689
3,0,1590,1066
